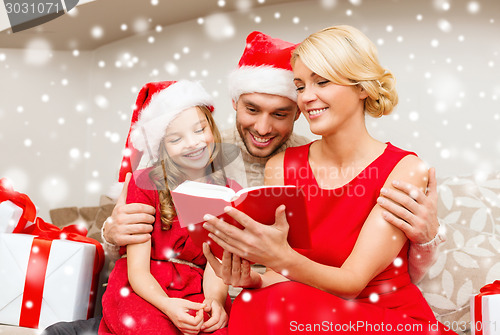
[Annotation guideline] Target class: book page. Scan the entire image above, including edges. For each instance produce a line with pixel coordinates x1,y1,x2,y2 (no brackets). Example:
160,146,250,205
234,184,296,197
173,180,236,202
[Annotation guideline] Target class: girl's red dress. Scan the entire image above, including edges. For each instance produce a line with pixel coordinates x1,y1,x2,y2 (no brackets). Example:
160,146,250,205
99,168,229,335
228,142,456,335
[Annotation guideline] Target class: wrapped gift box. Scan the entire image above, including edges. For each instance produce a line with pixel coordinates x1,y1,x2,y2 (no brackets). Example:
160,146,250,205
0,233,97,329
471,283,500,335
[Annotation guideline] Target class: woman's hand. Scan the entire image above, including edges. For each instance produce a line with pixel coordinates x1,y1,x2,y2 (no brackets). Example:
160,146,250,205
200,297,228,332
203,245,263,289
162,298,205,335
202,205,294,269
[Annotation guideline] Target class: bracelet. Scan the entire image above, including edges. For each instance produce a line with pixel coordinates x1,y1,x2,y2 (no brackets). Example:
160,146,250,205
416,222,446,247
101,216,118,249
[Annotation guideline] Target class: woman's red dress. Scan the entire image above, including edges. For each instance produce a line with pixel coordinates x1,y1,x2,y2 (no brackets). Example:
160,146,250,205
228,142,456,335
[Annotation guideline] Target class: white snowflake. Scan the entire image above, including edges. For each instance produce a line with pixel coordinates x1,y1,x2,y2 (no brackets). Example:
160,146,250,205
133,18,149,33
94,95,109,109
120,287,130,297
86,180,101,193
241,292,252,302
24,38,52,66
467,1,480,14
69,148,80,159
438,19,452,33
40,176,69,204
369,292,379,303
91,26,104,39
122,315,136,328
393,257,403,268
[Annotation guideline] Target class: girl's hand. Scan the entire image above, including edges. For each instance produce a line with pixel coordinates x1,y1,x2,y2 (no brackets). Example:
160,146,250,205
203,205,294,269
200,297,228,332
203,245,263,289
162,298,205,335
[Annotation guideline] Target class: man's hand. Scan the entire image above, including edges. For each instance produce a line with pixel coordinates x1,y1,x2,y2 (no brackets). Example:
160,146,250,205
378,167,439,244
103,173,156,247
203,246,262,289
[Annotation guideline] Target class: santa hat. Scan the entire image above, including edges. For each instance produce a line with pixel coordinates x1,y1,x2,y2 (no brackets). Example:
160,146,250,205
118,80,214,183
228,31,298,103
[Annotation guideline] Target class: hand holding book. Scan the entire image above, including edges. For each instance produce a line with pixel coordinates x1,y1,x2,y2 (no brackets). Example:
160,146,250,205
171,181,311,259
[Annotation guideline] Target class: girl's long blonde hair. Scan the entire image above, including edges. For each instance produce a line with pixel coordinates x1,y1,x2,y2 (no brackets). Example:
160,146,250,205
148,105,226,230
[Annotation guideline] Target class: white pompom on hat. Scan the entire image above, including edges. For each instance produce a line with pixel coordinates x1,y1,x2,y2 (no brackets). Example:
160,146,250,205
118,80,214,183
228,31,298,103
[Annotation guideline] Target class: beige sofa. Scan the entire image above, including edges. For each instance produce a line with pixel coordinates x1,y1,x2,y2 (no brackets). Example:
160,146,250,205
417,171,500,334
2,171,499,335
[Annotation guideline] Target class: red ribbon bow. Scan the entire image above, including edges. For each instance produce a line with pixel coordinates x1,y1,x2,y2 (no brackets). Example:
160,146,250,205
21,217,105,278
474,280,500,335
0,178,37,233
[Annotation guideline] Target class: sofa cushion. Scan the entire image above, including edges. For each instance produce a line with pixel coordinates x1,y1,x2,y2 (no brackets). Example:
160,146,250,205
418,171,500,332
49,195,115,244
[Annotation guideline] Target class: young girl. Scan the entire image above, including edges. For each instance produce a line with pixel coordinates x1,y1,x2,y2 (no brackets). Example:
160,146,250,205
203,26,456,334
99,80,230,335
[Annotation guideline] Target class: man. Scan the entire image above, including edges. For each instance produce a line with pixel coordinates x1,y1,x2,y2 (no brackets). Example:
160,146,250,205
44,31,444,335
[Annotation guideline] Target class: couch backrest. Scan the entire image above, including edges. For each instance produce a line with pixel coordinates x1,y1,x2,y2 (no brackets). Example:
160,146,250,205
417,171,500,332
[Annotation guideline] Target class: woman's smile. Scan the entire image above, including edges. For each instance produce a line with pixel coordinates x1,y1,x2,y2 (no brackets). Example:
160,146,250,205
307,107,329,119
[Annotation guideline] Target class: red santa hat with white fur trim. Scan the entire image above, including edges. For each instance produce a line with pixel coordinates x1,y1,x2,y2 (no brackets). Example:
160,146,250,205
228,31,298,103
117,80,214,183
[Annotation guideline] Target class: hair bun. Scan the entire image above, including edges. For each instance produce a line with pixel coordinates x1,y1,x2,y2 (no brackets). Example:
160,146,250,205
365,71,398,118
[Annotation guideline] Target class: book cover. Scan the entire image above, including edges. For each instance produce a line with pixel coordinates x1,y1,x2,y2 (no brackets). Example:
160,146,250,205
171,181,311,259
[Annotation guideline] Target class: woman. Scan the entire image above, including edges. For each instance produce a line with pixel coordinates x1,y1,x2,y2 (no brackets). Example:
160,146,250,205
203,26,455,334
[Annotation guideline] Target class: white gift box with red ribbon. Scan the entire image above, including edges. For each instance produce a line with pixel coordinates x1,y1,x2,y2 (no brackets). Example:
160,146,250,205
0,178,103,329
0,233,97,329
471,281,500,335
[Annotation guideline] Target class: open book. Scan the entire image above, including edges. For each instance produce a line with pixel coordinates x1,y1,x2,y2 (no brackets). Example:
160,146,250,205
171,181,311,259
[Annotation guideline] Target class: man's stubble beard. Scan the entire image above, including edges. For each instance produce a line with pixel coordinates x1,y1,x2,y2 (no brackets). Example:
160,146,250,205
236,124,291,159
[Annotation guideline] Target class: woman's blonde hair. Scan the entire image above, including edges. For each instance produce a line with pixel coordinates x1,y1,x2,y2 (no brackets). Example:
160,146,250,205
291,25,398,117
149,105,226,230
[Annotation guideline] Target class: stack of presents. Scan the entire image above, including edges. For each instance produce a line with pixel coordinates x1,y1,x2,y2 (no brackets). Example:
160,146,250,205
0,178,104,330
0,175,499,334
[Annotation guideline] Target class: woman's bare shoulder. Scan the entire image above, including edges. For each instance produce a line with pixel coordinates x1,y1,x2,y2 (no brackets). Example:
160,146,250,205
387,154,428,190
265,152,286,186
